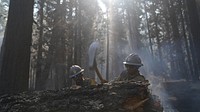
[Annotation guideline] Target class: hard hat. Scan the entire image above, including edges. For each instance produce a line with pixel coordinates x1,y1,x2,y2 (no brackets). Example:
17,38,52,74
69,65,84,78
123,53,143,66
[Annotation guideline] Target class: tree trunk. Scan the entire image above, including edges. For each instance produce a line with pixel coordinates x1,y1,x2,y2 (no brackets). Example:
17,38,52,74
35,0,45,90
74,0,82,65
66,0,74,87
54,1,67,90
0,0,34,94
179,0,193,80
168,0,187,79
144,1,153,58
186,0,200,81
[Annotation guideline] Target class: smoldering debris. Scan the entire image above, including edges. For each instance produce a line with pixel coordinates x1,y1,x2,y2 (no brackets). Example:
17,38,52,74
0,81,163,112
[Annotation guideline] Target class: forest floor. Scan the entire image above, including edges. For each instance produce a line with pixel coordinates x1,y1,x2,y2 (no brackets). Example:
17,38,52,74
0,79,199,112
0,81,163,112
160,80,200,112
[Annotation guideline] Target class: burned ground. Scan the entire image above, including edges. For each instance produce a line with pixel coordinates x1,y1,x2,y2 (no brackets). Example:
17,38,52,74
0,81,163,112
162,81,200,112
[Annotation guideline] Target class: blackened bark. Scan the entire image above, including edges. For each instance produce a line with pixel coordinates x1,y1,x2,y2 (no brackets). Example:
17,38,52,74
0,0,34,94
168,0,187,79
186,0,200,81
179,0,193,80
74,0,82,65
66,0,74,87
54,1,67,90
35,0,45,90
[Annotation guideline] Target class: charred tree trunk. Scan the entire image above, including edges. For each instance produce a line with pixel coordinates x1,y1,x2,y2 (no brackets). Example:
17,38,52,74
186,0,200,81
74,0,78,65
74,0,82,65
183,0,197,81
35,0,45,90
66,0,74,87
179,0,193,80
54,1,67,90
168,0,187,79
0,0,34,94
77,0,82,65
40,4,58,90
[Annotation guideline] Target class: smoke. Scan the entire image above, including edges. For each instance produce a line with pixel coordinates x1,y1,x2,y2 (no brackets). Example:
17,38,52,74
88,36,196,111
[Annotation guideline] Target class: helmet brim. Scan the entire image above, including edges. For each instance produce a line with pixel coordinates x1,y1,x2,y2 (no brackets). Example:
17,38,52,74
70,69,84,78
123,62,143,66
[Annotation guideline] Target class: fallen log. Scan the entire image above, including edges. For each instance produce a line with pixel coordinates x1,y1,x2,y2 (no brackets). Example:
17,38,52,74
0,81,163,112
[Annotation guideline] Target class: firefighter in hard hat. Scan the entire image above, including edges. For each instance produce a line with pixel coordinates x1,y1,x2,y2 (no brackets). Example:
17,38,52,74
116,54,163,111
116,53,146,82
69,65,96,86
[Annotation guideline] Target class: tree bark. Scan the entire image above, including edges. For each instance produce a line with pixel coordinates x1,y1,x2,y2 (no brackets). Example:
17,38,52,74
35,0,45,90
186,0,200,81
0,0,34,94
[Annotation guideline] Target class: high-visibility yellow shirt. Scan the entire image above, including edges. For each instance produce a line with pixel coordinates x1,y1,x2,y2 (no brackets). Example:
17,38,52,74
82,78,97,86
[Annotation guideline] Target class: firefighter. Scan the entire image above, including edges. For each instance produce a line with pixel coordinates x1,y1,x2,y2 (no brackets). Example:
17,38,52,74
116,53,146,82
69,65,96,86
